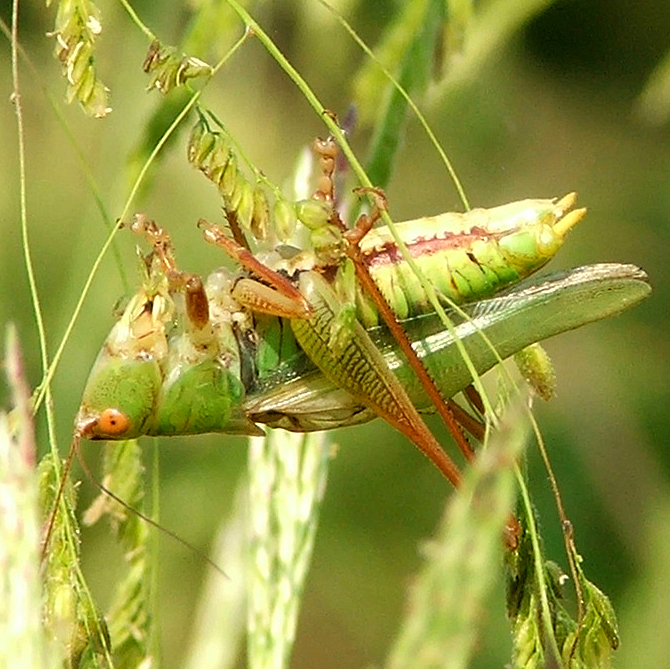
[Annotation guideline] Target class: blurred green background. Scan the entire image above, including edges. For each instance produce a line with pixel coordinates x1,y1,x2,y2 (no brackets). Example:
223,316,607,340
2,0,670,666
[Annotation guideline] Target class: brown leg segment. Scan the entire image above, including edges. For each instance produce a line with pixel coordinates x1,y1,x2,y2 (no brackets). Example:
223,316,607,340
199,219,312,318
311,138,476,472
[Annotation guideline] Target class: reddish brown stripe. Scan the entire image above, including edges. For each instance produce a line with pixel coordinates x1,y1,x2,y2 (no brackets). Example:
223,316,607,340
362,228,502,269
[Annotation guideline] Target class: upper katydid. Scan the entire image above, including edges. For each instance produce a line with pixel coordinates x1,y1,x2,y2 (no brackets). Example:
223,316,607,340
75,132,651,490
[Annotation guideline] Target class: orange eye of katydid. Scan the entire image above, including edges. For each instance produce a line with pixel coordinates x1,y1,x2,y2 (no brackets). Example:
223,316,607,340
97,408,130,436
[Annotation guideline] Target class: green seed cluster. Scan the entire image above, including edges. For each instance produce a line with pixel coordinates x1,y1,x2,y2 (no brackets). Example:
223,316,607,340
47,0,111,117
508,534,620,668
187,117,275,242
188,117,342,247
83,441,154,666
38,455,111,664
142,40,212,94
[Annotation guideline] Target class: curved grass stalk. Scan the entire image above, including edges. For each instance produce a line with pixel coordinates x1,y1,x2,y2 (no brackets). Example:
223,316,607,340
11,0,54,457
8,14,104,660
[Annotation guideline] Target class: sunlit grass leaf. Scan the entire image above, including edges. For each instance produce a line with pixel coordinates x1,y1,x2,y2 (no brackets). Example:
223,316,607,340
1,327,52,669
441,0,473,69
352,0,437,123
246,430,331,669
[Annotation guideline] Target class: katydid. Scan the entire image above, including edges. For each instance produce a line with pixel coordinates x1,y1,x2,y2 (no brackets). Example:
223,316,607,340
76,132,651,492
75,216,650,454
191,132,589,484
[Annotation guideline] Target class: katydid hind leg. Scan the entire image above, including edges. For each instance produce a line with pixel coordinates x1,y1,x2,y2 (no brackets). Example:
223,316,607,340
311,137,477,464
290,270,463,488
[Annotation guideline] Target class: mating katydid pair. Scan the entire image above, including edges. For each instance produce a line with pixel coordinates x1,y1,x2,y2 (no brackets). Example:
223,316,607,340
73,133,650,498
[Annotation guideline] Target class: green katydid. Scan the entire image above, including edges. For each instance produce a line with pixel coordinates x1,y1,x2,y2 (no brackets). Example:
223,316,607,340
73,120,652,498
74,194,650,488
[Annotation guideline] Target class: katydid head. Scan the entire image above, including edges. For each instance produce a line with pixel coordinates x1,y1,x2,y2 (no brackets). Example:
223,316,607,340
75,353,163,440
76,280,172,440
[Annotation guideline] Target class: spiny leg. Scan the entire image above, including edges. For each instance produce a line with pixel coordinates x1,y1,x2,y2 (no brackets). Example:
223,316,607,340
199,218,312,318
290,270,463,488
311,138,478,471
317,156,478,463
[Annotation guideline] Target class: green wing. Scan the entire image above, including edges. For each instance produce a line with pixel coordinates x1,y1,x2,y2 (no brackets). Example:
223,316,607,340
245,263,650,431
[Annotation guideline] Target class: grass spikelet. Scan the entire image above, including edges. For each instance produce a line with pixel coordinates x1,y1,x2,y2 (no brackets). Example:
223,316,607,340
247,430,331,669
47,0,111,117
273,199,298,244
142,39,213,94
563,579,619,668
385,397,528,669
187,114,274,245
507,488,620,668
514,343,556,401
83,440,154,668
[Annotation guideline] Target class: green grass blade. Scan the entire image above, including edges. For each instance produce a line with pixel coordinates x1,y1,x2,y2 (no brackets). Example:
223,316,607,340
386,397,528,669
361,0,445,189
247,430,331,669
